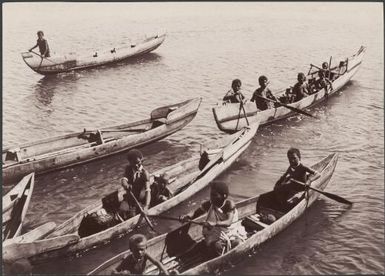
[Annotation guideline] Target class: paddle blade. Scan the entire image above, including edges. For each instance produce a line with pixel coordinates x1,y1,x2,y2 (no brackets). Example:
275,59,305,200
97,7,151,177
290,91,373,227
320,190,353,205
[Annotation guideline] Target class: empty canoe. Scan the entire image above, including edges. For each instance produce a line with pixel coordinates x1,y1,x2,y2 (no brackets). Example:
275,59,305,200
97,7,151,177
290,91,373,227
3,98,201,184
3,173,35,241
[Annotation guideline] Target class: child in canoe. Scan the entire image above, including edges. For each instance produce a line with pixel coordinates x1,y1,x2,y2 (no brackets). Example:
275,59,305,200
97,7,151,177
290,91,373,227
250,75,278,111
119,149,152,220
29,30,50,57
180,181,246,256
223,79,245,104
274,147,320,206
113,234,169,275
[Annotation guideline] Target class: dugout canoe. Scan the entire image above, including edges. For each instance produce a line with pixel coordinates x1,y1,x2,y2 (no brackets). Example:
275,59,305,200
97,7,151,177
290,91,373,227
2,98,201,184
88,153,338,275
3,173,35,241
213,46,366,133
3,123,259,264
21,32,166,75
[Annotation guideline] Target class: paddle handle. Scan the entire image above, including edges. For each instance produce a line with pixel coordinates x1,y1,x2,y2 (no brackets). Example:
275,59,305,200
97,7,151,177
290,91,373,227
127,190,155,231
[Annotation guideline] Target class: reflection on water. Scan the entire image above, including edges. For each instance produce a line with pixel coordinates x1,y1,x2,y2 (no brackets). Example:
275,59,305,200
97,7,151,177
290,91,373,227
33,52,163,107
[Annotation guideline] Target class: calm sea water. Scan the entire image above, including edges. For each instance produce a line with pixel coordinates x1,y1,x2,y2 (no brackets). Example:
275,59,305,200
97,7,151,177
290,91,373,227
2,3,384,275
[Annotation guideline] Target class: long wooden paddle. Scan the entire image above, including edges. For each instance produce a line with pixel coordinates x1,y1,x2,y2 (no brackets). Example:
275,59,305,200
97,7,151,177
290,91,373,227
255,95,316,118
291,179,352,205
82,128,148,134
148,214,206,226
127,190,156,232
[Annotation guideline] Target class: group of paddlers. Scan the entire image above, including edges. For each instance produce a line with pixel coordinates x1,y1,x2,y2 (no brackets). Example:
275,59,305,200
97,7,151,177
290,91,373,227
222,63,334,110
82,146,320,275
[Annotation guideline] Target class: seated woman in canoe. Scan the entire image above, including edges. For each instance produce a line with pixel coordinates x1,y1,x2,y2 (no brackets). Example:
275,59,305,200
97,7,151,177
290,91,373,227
250,75,278,111
119,149,152,220
222,79,245,104
180,181,246,256
112,234,169,275
292,73,311,102
274,148,320,207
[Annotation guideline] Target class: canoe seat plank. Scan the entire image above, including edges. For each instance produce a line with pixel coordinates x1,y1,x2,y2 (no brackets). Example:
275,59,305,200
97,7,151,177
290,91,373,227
242,214,269,232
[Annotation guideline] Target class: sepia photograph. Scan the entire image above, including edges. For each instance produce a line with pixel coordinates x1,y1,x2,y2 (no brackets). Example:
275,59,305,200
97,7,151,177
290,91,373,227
2,2,384,275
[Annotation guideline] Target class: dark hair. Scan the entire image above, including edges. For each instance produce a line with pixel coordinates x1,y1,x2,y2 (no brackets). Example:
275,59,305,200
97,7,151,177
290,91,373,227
129,234,147,248
258,75,268,85
37,30,44,36
231,79,242,90
211,181,229,196
297,73,306,82
322,62,328,69
127,149,143,162
287,147,301,159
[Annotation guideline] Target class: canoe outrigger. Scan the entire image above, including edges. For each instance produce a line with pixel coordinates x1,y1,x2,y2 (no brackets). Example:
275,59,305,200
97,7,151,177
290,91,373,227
213,46,366,133
21,32,166,75
88,153,340,275
2,98,201,184
3,123,259,265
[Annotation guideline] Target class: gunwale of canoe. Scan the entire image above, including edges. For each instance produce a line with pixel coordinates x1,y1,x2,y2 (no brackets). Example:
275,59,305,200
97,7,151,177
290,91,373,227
212,46,366,133
3,123,259,264
87,153,338,275
21,33,167,75
2,173,35,241
2,98,201,184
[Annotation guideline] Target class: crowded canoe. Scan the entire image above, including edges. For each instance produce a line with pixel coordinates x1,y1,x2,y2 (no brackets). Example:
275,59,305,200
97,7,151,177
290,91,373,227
2,98,201,184
21,32,166,75
3,123,259,265
88,152,342,275
213,46,366,133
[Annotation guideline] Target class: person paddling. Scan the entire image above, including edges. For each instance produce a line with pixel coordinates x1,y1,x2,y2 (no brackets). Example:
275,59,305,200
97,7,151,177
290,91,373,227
119,149,151,220
112,234,169,275
223,79,245,104
274,148,320,207
292,73,311,102
29,30,50,57
250,75,278,111
180,181,246,256
315,70,333,93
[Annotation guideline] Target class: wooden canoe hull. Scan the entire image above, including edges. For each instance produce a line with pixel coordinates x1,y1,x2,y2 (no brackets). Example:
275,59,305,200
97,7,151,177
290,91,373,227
2,98,201,184
213,46,366,133
2,173,35,241
3,123,259,264
21,33,166,75
87,153,338,275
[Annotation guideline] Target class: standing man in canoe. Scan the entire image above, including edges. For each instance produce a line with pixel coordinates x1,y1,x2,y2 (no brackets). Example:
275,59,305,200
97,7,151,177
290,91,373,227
119,149,151,220
180,181,246,256
274,148,320,207
292,73,311,102
223,79,245,103
250,75,278,111
29,31,50,57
